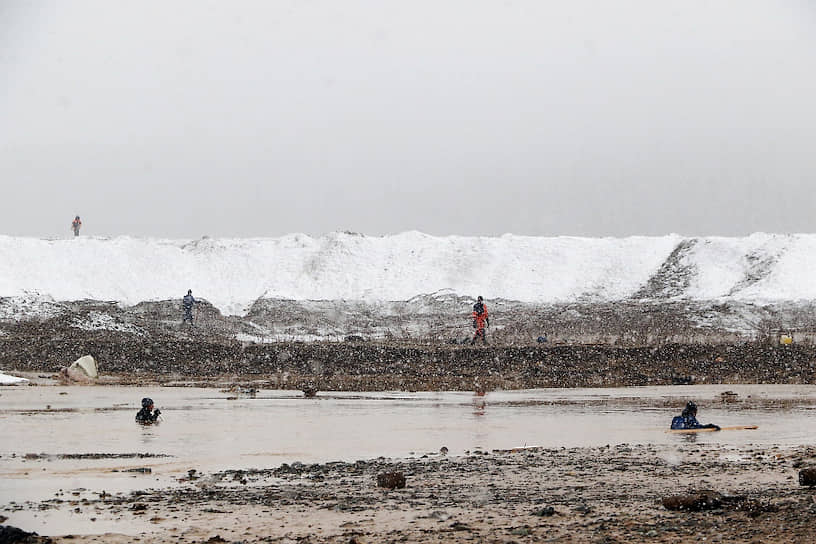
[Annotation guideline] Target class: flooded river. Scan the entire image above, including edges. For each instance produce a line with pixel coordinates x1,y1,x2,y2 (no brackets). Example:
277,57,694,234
1,383,815,535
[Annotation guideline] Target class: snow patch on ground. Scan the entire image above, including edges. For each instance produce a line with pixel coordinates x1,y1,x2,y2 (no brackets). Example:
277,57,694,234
234,332,346,343
0,294,66,322
70,311,146,335
0,372,28,385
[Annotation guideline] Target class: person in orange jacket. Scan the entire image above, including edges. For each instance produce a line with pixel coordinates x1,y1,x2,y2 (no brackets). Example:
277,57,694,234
471,296,489,345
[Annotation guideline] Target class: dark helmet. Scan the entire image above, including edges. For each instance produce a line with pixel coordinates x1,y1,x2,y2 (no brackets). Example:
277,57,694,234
141,397,154,408
477,296,483,302
682,401,698,417
187,289,192,295
75,215,80,220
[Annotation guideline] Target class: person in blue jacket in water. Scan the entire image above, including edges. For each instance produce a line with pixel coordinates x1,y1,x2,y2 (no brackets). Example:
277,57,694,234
671,401,720,430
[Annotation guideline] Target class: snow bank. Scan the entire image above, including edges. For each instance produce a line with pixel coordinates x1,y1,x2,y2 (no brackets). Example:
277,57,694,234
0,372,28,385
0,293,66,321
0,232,814,315
658,233,816,302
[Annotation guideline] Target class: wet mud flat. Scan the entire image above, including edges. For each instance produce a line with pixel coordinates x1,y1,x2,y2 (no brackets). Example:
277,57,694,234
6,443,816,543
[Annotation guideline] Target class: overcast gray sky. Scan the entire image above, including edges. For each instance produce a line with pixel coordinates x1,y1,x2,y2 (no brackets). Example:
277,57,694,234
1,1,815,238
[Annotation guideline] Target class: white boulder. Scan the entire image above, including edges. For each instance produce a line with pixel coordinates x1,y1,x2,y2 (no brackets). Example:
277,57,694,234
60,355,99,383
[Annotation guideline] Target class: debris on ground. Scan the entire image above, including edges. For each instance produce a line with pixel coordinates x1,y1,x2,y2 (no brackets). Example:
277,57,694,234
376,471,406,489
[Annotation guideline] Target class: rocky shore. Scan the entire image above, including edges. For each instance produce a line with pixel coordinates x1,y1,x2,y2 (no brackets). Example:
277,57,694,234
2,321,816,390
5,442,815,543
3,294,816,391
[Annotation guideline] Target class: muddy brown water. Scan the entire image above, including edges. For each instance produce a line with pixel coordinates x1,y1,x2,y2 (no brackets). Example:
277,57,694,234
1,384,816,535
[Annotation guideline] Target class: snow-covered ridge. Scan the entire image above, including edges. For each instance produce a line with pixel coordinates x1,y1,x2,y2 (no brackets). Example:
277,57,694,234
0,232,814,316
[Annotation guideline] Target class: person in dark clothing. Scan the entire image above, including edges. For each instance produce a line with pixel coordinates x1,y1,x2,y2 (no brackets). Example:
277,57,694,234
471,296,489,345
182,289,196,325
670,401,720,430
71,216,82,237
135,397,161,424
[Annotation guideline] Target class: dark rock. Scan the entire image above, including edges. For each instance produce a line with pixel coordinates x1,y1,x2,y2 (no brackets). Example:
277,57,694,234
376,471,406,489
302,384,318,398
734,499,778,518
720,390,739,403
0,525,53,543
532,506,555,516
662,490,723,511
799,468,816,487
671,375,694,385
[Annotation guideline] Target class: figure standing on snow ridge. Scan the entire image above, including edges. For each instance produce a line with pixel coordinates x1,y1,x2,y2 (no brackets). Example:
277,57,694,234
71,216,82,237
135,397,161,424
471,296,489,345
182,289,196,325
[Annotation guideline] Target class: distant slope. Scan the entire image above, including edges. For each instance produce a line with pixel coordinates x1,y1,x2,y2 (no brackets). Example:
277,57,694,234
0,232,814,315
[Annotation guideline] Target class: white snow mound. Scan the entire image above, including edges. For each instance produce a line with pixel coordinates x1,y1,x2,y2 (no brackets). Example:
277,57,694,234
0,232,814,316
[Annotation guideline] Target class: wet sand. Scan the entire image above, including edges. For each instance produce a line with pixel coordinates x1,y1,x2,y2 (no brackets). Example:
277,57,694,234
8,442,816,544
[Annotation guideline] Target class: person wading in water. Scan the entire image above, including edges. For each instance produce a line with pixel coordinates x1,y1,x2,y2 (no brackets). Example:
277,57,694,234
135,397,161,424
670,401,720,430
